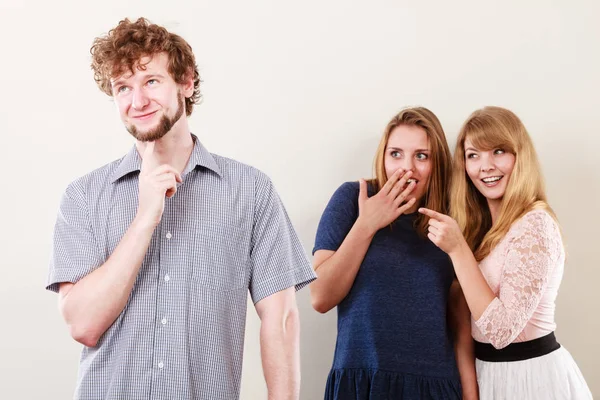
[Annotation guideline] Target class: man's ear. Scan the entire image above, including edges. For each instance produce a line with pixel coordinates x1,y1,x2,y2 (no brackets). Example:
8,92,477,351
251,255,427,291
182,69,195,98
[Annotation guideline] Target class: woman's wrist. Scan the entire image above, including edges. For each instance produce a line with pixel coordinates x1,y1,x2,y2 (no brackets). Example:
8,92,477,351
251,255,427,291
354,216,377,240
449,240,473,265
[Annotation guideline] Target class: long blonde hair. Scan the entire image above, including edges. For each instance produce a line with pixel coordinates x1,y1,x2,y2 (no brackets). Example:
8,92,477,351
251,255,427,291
371,107,452,237
450,106,557,261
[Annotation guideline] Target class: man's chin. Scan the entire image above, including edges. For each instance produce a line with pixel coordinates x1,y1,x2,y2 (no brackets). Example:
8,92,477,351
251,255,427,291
127,126,167,142
136,132,159,142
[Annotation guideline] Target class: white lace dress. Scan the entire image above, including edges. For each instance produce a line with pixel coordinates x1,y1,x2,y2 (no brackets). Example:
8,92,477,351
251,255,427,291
472,210,592,399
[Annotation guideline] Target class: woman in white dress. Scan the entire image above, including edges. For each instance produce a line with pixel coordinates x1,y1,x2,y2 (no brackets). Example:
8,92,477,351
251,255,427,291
418,106,592,399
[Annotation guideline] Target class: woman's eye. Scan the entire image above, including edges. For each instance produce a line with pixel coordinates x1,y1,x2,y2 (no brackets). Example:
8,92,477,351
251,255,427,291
494,148,505,155
466,153,477,159
391,151,401,158
147,79,157,85
416,153,428,160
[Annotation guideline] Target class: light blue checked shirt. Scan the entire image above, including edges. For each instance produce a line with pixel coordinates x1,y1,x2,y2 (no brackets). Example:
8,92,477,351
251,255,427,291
47,135,316,400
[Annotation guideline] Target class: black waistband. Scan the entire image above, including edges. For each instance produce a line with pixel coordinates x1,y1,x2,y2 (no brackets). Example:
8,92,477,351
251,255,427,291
475,332,561,362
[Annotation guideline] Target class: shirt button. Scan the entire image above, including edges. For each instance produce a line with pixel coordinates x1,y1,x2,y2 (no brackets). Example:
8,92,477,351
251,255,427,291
164,275,170,282
166,232,172,239
161,318,167,325
158,362,164,369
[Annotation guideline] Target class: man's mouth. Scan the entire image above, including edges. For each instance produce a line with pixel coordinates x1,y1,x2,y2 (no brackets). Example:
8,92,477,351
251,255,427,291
132,111,158,120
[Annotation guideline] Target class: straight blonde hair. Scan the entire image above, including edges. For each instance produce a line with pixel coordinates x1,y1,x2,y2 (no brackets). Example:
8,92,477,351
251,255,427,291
371,107,452,237
450,106,557,261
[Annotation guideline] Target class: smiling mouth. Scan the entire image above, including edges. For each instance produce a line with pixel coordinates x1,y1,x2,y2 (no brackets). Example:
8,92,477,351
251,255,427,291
481,176,503,186
133,111,158,120
406,178,419,185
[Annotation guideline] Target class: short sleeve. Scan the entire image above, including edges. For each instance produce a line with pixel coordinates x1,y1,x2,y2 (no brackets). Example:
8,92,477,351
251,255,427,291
46,182,104,293
248,173,316,304
313,181,360,255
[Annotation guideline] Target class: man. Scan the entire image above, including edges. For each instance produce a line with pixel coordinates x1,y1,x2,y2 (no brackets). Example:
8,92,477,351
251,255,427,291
46,17,316,400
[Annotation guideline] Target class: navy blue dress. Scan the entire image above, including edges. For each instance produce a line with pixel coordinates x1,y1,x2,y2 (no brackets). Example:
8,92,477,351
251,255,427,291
314,182,462,399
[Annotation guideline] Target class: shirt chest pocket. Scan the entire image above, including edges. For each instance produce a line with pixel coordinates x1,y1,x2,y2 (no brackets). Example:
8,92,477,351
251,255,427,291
190,222,250,291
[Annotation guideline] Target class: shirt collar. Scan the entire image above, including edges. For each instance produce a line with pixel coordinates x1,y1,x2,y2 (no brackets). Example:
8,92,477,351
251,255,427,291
110,134,222,183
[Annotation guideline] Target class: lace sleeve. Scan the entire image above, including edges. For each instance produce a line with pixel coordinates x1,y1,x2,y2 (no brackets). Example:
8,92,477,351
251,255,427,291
474,211,562,349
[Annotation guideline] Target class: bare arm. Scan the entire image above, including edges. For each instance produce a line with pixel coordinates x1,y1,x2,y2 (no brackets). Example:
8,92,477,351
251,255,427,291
448,280,479,400
58,217,155,347
309,222,375,313
58,142,181,347
448,244,496,320
256,287,301,400
419,207,495,320
310,170,416,313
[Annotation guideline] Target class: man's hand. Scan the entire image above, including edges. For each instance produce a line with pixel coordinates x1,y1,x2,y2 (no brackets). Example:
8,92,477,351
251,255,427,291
136,142,182,227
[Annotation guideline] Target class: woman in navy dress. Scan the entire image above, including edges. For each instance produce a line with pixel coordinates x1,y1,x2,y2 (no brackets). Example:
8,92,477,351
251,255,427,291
310,107,478,399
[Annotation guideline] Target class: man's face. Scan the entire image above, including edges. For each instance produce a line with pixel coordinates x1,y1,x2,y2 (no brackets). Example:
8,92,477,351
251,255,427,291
110,53,187,141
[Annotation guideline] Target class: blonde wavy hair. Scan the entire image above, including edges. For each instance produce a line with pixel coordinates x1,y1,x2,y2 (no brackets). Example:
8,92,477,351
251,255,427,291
450,106,557,261
371,107,452,237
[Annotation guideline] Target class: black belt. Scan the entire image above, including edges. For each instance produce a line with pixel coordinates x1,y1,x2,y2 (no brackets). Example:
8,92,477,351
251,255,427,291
475,332,561,362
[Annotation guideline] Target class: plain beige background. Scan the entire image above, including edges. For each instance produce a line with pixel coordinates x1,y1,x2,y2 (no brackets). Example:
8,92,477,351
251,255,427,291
0,0,598,398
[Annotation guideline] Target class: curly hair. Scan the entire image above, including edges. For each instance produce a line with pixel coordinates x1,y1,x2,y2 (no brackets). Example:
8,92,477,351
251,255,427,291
91,17,201,116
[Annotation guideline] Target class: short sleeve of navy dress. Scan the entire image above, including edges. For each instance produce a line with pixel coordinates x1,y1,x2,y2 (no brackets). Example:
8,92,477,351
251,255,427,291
313,181,462,400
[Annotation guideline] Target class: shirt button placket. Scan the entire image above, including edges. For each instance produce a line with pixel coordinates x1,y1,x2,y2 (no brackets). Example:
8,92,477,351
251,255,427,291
158,227,172,374
164,231,172,283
